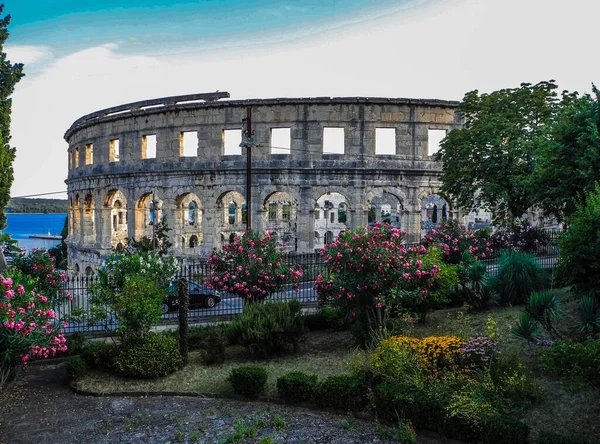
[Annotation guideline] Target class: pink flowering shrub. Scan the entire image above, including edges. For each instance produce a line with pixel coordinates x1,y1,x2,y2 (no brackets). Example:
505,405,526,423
490,221,550,253
459,335,498,370
0,272,67,386
11,249,69,305
422,220,493,265
206,231,303,303
316,223,440,307
315,223,444,344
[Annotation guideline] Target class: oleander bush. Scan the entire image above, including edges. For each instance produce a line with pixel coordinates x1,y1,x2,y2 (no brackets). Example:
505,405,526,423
229,365,268,398
113,332,184,379
315,374,367,411
229,299,304,358
276,371,318,403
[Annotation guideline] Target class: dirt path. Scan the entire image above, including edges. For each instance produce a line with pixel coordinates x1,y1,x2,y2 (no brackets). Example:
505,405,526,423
0,363,455,444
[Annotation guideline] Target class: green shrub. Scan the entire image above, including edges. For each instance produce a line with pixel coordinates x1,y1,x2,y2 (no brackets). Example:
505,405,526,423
487,354,542,413
482,415,530,444
187,324,233,350
536,431,591,444
557,184,600,299
315,375,367,411
396,420,418,443
539,339,600,386
80,341,118,369
66,333,89,356
64,356,88,381
113,332,184,378
302,306,351,331
276,371,318,403
489,251,549,305
573,296,600,337
198,328,226,365
229,365,268,398
373,382,448,430
229,300,304,358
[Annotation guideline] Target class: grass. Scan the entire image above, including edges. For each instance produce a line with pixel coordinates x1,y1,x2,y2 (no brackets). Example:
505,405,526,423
75,330,352,398
75,288,600,442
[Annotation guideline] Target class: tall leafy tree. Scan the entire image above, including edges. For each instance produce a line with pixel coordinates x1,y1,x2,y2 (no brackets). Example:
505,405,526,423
436,81,558,225
0,5,24,230
534,87,600,220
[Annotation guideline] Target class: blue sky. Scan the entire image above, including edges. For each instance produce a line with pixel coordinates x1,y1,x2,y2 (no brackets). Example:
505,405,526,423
4,0,600,198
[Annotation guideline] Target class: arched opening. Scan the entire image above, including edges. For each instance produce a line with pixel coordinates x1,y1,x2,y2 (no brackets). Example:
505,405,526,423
105,190,128,248
189,235,199,248
85,266,94,277
82,193,96,245
421,194,450,231
368,192,403,228
135,192,162,239
175,192,203,249
228,202,237,225
188,202,197,225
314,192,351,250
217,191,246,248
263,191,298,252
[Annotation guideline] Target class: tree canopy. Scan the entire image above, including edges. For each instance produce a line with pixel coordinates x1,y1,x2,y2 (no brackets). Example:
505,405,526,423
436,81,559,225
534,88,600,220
0,5,24,230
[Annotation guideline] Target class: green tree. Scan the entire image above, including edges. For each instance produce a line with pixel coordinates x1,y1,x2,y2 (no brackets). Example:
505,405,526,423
534,88,600,220
436,81,558,224
0,6,24,230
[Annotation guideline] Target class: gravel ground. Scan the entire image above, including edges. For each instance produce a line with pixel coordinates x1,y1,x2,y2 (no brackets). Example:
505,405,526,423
0,363,458,444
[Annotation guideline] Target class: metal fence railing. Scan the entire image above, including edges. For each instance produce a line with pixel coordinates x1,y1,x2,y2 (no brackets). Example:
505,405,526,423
54,234,563,335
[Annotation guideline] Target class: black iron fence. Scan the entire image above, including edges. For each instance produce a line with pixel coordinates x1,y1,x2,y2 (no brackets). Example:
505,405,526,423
55,234,562,335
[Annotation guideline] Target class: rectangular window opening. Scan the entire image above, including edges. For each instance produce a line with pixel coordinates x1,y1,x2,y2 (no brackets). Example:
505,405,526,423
428,129,447,156
142,134,157,159
180,131,198,157
223,129,242,155
109,139,120,162
75,148,79,168
323,127,344,154
375,128,396,155
271,128,291,154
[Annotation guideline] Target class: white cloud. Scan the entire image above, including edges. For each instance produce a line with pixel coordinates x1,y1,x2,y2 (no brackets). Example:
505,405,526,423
4,45,52,65
8,0,600,198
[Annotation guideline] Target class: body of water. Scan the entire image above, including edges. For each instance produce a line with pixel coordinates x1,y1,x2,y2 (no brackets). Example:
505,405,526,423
3,213,67,252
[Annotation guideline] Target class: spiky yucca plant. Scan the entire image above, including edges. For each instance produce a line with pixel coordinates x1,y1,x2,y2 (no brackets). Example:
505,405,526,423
489,251,549,305
573,296,600,337
512,312,540,343
525,291,562,338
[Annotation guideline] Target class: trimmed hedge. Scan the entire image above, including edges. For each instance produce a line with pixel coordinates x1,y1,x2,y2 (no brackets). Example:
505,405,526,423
315,375,367,411
229,365,268,398
113,332,184,378
277,371,318,403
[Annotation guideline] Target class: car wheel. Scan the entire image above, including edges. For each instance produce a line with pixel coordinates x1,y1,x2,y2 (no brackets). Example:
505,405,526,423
205,296,216,308
161,303,170,314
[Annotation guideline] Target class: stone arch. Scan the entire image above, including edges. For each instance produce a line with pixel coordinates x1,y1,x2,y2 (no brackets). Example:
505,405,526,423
82,193,96,245
74,263,80,274
216,190,246,248
134,192,163,240
365,188,406,229
262,191,299,252
175,192,203,249
85,266,94,277
421,193,451,230
72,194,81,244
313,191,351,250
105,189,128,248
189,235,199,248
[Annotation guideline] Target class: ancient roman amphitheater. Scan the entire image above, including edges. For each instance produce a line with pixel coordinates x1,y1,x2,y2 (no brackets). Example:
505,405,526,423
65,92,464,274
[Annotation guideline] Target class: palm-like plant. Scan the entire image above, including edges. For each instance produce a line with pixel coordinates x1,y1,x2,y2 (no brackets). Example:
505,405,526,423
525,290,562,338
512,312,540,343
573,296,600,337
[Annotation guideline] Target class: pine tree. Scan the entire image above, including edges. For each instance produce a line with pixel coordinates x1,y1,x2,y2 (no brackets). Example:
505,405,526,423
0,5,25,230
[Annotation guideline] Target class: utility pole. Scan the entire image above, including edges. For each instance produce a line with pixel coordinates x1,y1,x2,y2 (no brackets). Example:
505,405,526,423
242,106,254,232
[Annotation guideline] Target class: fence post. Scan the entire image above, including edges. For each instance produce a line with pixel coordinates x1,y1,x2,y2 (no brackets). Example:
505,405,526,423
177,277,189,365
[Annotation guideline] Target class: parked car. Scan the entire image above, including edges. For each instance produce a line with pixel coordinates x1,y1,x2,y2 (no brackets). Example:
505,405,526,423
163,280,222,313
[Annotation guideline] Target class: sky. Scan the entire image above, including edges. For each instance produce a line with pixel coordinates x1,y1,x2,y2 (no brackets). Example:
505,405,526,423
4,0,600,199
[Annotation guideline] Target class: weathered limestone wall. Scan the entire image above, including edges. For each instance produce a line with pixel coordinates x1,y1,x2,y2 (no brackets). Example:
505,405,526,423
65,94,463,274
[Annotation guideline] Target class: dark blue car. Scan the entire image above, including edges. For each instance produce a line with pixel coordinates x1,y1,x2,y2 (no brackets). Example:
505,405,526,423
163,280,222,313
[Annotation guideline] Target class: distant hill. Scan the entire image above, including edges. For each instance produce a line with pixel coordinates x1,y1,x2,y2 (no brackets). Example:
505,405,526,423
6,198,68,214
